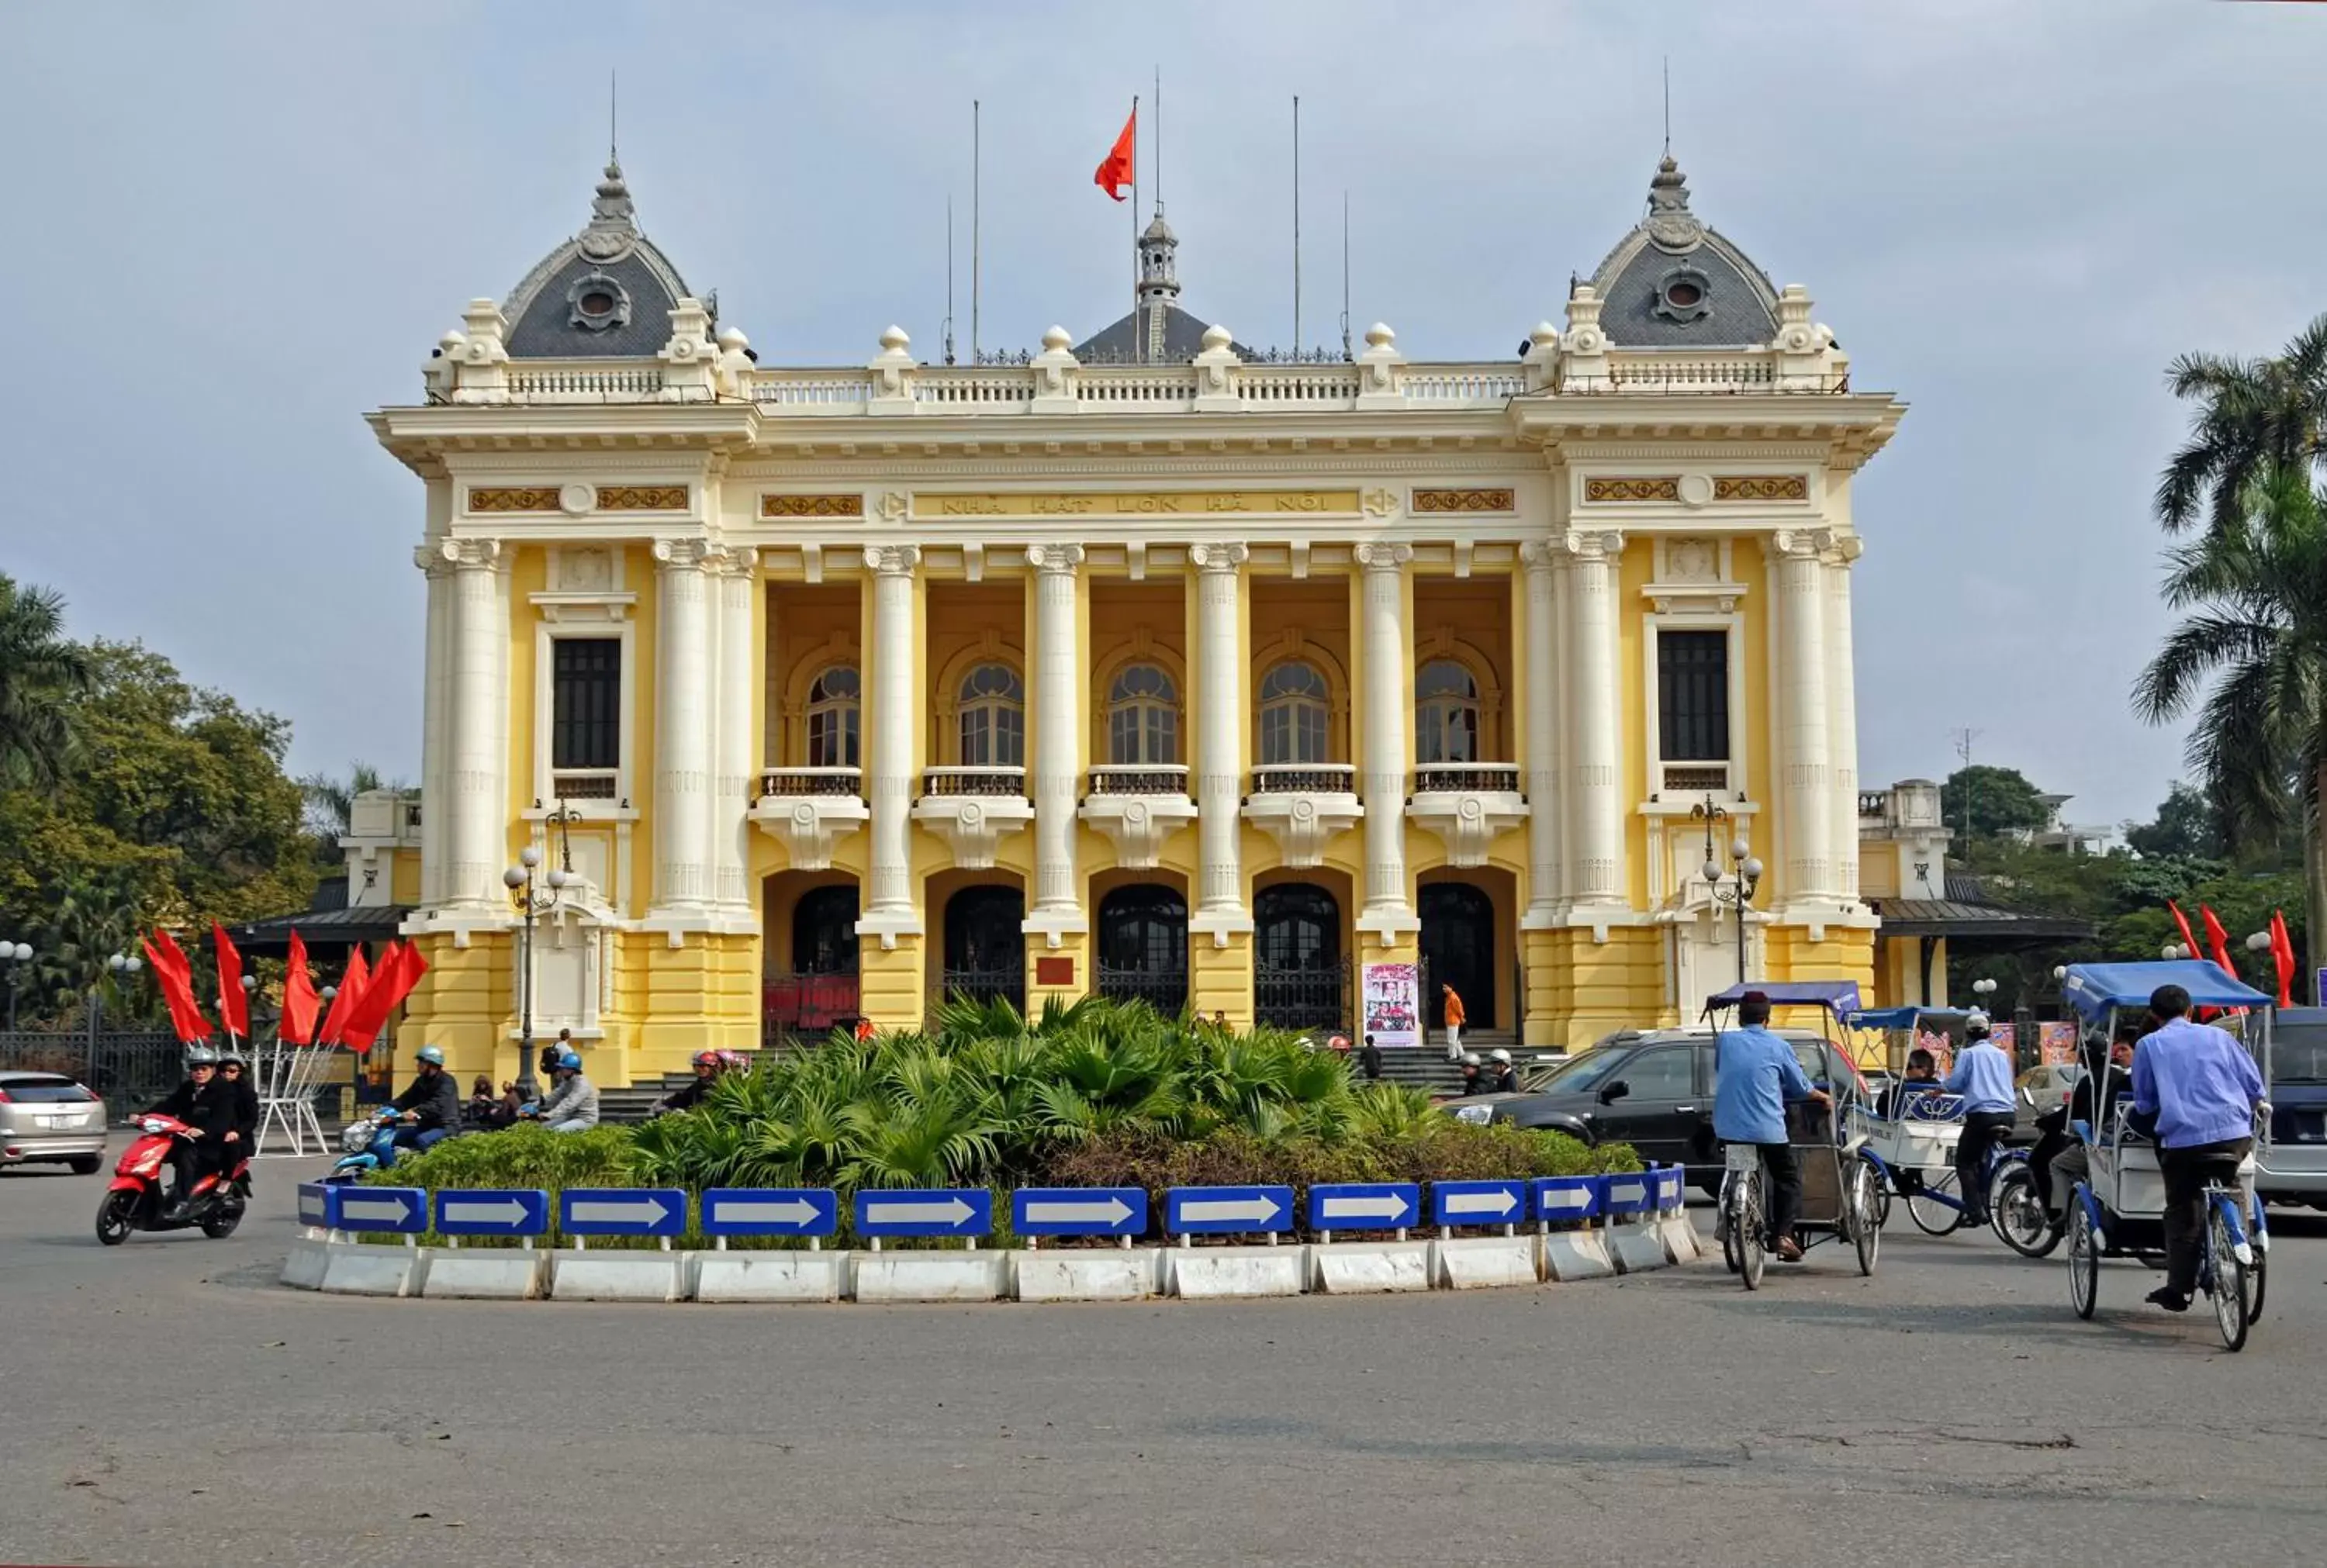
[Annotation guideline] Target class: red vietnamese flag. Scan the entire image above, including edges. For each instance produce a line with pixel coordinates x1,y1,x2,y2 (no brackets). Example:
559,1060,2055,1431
281,930,320,1046
1094,105,1136,201
2270,910,2298,1009
213,923,249,1038
317,946,371,1046
341,941,429,1054
142,931,213,1044
2199,904,2235,976
2168,900,2201,959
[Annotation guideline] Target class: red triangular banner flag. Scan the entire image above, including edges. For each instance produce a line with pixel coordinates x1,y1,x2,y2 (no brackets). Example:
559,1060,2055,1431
2168,900,2201,958
142,931,213,1045
2199,904,2235,977
281,929,320,1046
341,941,427,1053
213,922,249,1039
317,946,371,1046
2270,910,2298,1010
1094,105,1136,202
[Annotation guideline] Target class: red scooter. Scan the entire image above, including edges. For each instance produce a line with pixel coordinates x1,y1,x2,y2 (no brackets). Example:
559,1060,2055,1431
95,1114,251,1245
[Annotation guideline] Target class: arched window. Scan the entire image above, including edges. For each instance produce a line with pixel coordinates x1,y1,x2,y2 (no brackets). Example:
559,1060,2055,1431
1258,660,1329,765
1416,658,1479,764
1107,662,1179,765
805,665,860,768
957,662,1025,768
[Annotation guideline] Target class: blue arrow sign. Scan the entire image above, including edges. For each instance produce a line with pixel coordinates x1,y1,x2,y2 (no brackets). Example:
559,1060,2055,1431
1011,1187,1147,1238
1534,1176,1604,1221
1166,1185,1293,1235
329,1185,427,1234
1432,1179,1528,1228
296,1182,330,1228
1651,1167,1685,1212
1603,1173,1651,1217
700,1187,838,1238
434,1188,549,1238
559,1188,687,1237
852,1189,993,1238
1308,1182,1419,1231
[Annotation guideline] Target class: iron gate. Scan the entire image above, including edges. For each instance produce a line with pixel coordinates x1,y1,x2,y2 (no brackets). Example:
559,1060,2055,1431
1254,957,1350,1034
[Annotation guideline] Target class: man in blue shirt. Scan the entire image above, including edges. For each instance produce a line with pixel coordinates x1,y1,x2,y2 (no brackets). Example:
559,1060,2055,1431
1942,1013,2018,1226
2132,983,2266,1313
1713,992,1831,1262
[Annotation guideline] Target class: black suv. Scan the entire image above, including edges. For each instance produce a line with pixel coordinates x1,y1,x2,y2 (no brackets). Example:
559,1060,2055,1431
1441,1027,1863,1192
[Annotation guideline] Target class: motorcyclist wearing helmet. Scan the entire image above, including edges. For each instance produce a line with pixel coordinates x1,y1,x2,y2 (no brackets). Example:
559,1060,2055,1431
1457,1052,1485,1097
385,1045,462,1159
527,1049,599,1133
145,1047,237,1220
653,1050,729,1117
216,1050,261,1176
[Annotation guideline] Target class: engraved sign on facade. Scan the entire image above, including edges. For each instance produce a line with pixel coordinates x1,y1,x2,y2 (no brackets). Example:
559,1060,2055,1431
1713,475,1810,503
1412,488,1517,513
910,489,1362,519
594,485,690,511
1583,477,1681,503
468,486,561,513
762,493,866,519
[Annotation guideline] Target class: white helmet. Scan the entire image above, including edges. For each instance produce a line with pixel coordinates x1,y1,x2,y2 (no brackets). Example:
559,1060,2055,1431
1490,1048,1512,1064
1463,1052,1482,1066
1964,1010,1992,1037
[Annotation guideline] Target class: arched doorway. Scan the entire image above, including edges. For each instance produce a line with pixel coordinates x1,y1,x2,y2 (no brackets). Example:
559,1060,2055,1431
942,886,1025,1011
1419,882,1495,1031
765,879,861,1041
1254,882,1345,1031
1096,884,1188,1014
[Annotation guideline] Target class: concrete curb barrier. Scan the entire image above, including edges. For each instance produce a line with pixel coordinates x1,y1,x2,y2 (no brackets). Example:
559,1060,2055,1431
318,1241,424,1297
420,1249,548,1300
1607,1220,1670,1274
854,1249,1011,1304
1541,1227,1616,1281
690,1249,848,1303
548,1249,685,1302
1658,1211,1703,1264
1433,1235,1541,1289
1015,1248,1166,1303
1169,1245,1305,1298
1307,1240,1435,1294
282,1232,333,1291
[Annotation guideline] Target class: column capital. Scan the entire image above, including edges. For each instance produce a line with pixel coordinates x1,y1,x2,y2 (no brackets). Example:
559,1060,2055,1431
865,544,921,577
1554,529,1624,564
1354,541,1412,572
1519,537,1562,575
1770,526,1836,562
414,541,458,576
1025,543,1085,575
652,537,715,570
1188,541,1249,574
706,544,760,577
1823,532,1865,567
437,537,501,572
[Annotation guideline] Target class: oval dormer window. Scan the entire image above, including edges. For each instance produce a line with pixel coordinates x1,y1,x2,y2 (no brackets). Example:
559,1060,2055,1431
566,271,632,333
1651,267,1713,325
579,289,617,318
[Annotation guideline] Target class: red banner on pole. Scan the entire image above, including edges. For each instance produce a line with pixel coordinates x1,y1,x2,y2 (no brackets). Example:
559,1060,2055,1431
213,922,249,1039
141,930,213,1045
281,930,320,1045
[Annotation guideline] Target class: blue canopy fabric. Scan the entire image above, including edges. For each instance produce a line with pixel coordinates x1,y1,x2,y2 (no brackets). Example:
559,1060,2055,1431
1845,1007,1974,1031
2059,960,2270,1021
1703,980,1864,1015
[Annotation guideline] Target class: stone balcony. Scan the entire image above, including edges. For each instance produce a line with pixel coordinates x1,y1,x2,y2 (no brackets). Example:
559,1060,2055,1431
749,767,866,872
1078,765,1198,870
911,767,1032,869
1408,763,1527,868
1242,763,1363,869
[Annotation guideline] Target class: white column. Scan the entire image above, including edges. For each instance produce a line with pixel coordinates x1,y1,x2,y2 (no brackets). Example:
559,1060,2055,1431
1773,528,1834,907
414,545,453,907
1824,537,1862,906
1562,529,1624,905
858,545,923,944
711,547,759,911
651,539,714,913
1354,542,1418,940
1188,543,1251,940
1520,540,1563,924
441,537,504,909
1025,544,1087,941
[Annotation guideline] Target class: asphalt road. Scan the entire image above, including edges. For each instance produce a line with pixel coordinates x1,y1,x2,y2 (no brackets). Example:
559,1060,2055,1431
5,1142,2326,1568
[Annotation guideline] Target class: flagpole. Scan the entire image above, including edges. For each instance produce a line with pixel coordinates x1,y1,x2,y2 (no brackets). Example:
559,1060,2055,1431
1130,94,1139,363
971,99,981,363
1292,95,1302,357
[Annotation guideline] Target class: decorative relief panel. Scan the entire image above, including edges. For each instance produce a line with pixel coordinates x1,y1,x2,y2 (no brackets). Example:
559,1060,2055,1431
911,489,1361,518
762,493,866,519
469,486,560,513
1584,477,1680,503
595,485,690,511
1412,488,1516,513
1713,475,1809,502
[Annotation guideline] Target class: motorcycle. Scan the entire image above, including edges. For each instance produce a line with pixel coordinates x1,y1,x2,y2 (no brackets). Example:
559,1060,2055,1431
95,1114,250,1245
322,1110,403,1183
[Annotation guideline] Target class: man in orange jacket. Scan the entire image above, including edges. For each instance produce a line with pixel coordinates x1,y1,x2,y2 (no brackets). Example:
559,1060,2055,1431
1442,983,1467,1062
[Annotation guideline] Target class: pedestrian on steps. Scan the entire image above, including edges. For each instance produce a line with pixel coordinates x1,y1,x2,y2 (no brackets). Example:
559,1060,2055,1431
1359,1033,1384,1082
1442,983,1467,1062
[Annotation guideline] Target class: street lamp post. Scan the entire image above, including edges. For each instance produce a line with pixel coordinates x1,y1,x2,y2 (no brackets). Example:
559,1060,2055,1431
101,951,143,1033
504,805,576,1101
2,941,33,1031
2162,942,2190,962
1690,794,1764,986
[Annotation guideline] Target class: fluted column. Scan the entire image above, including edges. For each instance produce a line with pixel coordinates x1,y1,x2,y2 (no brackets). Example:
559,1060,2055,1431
415,545,455,907
1025,544,1087,940
1355,542,1418,940
651,539,714,913
1519,539,1564,923
1188,543,1251,940
441,538,503,909
859,545,923,942
1561,530,1624,905
711,547,759,911
1774,528,1834,906
1824,535,1863,903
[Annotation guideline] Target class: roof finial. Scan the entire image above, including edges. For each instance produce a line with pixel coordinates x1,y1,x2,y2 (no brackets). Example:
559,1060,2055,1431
1661,57,1671,159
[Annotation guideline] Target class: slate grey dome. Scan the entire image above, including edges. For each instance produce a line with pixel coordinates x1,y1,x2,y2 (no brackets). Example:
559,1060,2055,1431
502,159,697,359
1582,156,1782,347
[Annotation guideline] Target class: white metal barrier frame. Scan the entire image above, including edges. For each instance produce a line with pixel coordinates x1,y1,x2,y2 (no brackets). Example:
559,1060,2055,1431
251,1041,337,1158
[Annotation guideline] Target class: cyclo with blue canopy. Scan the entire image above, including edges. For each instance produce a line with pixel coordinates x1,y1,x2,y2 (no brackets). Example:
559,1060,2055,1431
2056,960,2272,1351
1701,983,1882,1289
1840,1003,2035,1240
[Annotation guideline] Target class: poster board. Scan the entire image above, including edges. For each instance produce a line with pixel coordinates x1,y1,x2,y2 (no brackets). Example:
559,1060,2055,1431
2038,1021,2079,1067
1361,962,1421,1049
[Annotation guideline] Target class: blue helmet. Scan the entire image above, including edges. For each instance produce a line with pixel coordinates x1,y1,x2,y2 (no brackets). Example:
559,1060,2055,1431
416,1045,445,1067
556,1050,583,1072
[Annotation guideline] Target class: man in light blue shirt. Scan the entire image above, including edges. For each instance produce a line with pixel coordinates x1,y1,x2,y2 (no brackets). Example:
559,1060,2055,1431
1943,1013,2018,1226
1713,993,1831,1262
2132,983,2266,1312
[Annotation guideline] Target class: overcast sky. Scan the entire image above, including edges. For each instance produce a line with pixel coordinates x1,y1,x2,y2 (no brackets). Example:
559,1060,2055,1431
2,1,2318,829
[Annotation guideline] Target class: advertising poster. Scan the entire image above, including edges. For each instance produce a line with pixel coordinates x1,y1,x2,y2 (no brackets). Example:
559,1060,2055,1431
1914,1026,1955,1077
1361,962,1421,1049
2038,1021,2080,1067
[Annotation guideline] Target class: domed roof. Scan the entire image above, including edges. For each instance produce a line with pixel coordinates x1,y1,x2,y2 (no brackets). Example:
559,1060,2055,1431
1582,156,1781,348
501,159,696,359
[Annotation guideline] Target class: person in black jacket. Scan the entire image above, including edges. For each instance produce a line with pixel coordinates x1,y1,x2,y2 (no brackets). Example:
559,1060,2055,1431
653,1051,729,1117
1357,1034,1385,1082
147,1047,239,1218
215,1051,261,1184
385,1045,462,1159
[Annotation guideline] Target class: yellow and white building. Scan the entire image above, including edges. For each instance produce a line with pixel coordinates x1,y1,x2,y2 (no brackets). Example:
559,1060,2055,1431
369,153,1905,1086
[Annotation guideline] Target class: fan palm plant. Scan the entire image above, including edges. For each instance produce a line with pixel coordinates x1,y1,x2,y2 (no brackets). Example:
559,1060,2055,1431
2156,314,2327,541
0,573,94,789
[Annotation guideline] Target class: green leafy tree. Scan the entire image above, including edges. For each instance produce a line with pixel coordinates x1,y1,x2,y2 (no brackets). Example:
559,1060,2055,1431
2123,782,2228,861
1939,764,2054,844
0,572,95,789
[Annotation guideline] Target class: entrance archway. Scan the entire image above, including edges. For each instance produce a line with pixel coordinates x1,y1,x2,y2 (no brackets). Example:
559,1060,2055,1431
1254,882,1345,1031
941,886,1025,1011
1096,883,1188,1014
1419,882,1495,1031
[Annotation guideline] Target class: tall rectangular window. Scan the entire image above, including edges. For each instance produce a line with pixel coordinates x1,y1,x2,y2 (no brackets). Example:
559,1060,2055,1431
551,638,622,770
1657,629,1729,762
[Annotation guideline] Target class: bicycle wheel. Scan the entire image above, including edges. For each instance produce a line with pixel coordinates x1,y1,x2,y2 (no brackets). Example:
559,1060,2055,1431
1851,1159,1880,1276
1739,1173,1766,1290
1991,1163,2060,1259
1907,1169,1965,1236
2248,1251,2267,1325
1860,1155,1893,1231
2208,1200,2249,1352
2067,1200,2099,1320
1718,1176,1741,1275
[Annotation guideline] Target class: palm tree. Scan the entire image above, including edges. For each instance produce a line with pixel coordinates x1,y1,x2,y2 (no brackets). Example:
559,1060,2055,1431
298,761,388,842
0,573,95,789
2156,314,2327,540
2134,464,2327,988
